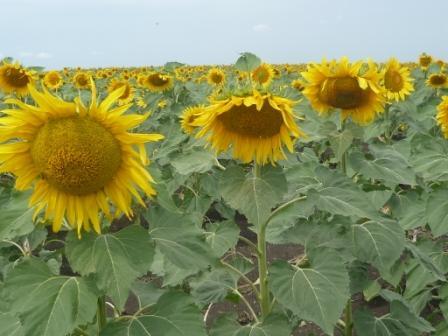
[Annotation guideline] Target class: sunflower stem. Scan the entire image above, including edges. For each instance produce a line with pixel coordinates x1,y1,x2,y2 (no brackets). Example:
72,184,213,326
253,162,271,321
97,296,107,332
384,105,392,144
344,299,353,336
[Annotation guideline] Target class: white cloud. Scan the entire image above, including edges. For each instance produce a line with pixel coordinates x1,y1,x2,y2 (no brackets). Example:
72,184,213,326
252,24,271,33
36,52,53,59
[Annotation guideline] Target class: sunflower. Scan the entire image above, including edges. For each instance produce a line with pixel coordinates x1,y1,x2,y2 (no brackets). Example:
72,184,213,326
143,72,173,92
107,79,134,105
0,81,164,236
194,91,304,164
291,79,305,92
436,96,448,138
73,71,91,89
207,68,226,86
43,71,63,90
419,53,432,69
252,63,274,86
180,105,205,134
301,57,385,125
382,58,414,101
426,73,448,89
0,62,36,96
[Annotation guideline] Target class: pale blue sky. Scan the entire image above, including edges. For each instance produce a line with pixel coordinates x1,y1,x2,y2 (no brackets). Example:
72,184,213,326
2,0,447,69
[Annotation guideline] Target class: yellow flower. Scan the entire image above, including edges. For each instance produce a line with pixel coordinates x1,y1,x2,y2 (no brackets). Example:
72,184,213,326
157,99,167,109
0,81,164,236
194,91,304,165
207,68,226,86
382,58,414,102
301,57,385,125
73,71,91,89
180,105,205,134
43,70,63,90
419,53,432,69
437,96,448,138
291,79,305,92
143,72,173,92
0,62,36,96
252,63,274,86
426,73,448,89
107,79,134,105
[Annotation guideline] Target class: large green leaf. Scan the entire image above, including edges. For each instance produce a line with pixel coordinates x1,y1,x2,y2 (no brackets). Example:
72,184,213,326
65,225,154,311
170,149,217,175
0,190,34,240
269,248,349,334
100,291,207,336
190,268,235,304
147,207,217,270
3,258,98,336
234,52,261,72
350,146,416,186
209,313,292,336
220,165,287,228
0,312,24,336
205,220,240,257
352,219,405,274
329,128,353,162
426,189,448,237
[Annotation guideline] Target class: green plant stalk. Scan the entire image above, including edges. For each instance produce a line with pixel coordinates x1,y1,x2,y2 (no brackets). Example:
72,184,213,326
384,105,392,143
253,162,270,320
97,296,107,333
345,299,353,336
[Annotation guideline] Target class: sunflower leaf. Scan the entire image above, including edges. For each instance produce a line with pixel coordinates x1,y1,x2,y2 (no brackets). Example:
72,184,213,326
219,165,287,228
3,258,98,336
65,225,154,311
269,248,350,335
234,52,262,72
0,190,35,241
100,291,207,336
209,313,292,336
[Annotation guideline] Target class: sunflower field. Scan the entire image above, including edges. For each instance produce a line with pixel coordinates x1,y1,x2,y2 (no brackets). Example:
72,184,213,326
1,52,448,336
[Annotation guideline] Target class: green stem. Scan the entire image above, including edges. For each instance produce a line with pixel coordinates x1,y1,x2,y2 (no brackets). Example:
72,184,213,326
384,106,392,143
253,162,270,320
238,235,260,255
257,222,270,320
97,296,107,333
345,299,353,336
221,260,260,298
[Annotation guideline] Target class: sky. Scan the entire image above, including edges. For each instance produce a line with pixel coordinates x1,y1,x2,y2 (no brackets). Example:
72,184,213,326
2,0,448,69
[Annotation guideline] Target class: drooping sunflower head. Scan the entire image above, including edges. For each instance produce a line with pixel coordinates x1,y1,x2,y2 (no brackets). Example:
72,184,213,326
180,105,205,134
426,73,448,89
252,63,274,87
381,58,414,102
0,81,164,236
143,72,173,92
207,68,226,86
0,62,36,96
437,96,448,138
419,53,432,69
43,70,63,90
73,71,91,89
107,79,134,105
194,91,304,165
301,57,385,125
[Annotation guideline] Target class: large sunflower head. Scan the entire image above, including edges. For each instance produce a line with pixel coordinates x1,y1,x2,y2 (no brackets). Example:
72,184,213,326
291,79,305,92
426,73,448,89
180,105,205,134
43,70,63,90
107,79,134,105
0,62,36,96
143,72,173,92
437,96,448,138
301,57,385,125
252,63,274,87
194,91,304,165
207,68,226,86
73,71,91,89
381,58,414,102
0,81,164,236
